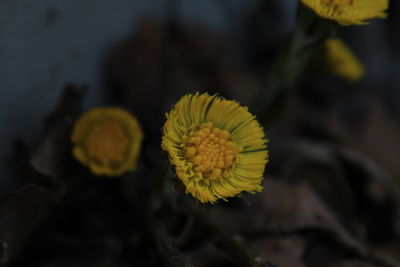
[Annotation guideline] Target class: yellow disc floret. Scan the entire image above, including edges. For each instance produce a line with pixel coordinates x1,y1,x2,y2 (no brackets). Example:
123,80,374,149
184,122,241,180
85,121,129,165
71,107,143,177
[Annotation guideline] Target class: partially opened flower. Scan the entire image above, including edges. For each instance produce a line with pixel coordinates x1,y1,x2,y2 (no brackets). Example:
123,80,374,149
162,93,268,204
325,38,365,82
300,0,389,25
71,107,143,177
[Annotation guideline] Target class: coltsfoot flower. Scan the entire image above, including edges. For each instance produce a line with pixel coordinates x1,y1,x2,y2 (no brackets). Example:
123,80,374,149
325,38,365,82
300,0,389,25
71,107,143,176
161,93,268,204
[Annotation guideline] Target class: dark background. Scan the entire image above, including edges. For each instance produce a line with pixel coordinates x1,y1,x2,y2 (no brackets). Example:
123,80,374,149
1,1,400,266
1,0,399,190
0,0,291,189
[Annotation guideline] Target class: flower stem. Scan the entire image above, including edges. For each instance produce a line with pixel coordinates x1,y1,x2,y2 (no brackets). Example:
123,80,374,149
257,4,338,124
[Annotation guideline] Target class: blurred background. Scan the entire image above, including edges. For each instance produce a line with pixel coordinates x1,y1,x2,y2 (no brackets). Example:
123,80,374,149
0,0,269,188
1,0,400,266
0,0,400,189
0,0,253,187
2,0,399,189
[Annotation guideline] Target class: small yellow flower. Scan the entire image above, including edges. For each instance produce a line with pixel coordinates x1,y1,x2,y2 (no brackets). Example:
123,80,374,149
71,107,143,177
161,93,268,204
300,0,389,25
325,38,365,82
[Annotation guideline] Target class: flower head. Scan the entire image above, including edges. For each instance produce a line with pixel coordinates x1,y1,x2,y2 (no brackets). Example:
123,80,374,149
300,0,389,25
325,38,365,82
161,93,268,204
71,107,143,177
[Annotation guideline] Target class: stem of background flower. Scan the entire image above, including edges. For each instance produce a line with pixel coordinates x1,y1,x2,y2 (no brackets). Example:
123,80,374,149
151,161,170,210
152,221,194,267
257,4,338,124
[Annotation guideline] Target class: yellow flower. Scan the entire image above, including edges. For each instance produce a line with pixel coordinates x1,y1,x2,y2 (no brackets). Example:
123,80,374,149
325,38,365,82
300,0,389,25
161,93,268,204
71,107,143,177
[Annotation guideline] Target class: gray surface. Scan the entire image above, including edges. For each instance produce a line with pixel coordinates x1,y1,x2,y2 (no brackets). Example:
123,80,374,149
0,0,260,188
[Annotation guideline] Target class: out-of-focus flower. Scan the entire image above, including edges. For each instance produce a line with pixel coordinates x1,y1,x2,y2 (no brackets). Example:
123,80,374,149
71,107,143,177
161,93,268,204
325,38,365,82
300,0,389,25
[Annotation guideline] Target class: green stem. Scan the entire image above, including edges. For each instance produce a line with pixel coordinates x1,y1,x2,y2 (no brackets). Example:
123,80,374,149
257,4,338,123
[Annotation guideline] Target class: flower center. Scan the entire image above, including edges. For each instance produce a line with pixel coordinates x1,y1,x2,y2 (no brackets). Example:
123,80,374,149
85,121,129,165
184,122,240,180
321,0,353,7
